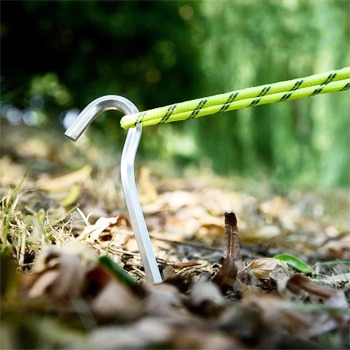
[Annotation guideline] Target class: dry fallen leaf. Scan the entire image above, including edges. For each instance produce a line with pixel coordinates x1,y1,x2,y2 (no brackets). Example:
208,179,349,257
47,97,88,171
145,283,183,317
90,278,144,321
78,214,134,247
88,316,235,350
245,258,289,279
241,288,347,338
21,241,146,322
37,165,92,193
319,234,350,260
138,166,158,203
197,215,225,237
87,318,173,349
286,273,341,299
239,225,281,244
258,196,289,218
23,241,97,300
189,281,227,316
143,191,198,216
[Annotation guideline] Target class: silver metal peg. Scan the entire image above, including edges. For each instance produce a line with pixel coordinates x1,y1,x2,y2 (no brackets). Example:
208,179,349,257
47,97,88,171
65,95,162,283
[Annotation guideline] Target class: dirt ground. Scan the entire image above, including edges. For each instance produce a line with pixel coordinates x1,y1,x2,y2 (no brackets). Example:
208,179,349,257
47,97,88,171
1,122,349,349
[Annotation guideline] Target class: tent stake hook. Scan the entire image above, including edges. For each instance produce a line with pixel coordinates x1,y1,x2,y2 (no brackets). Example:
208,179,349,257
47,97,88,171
65,95,162,283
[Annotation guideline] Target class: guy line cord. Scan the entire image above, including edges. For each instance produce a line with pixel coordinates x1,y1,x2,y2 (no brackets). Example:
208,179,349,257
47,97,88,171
120,66,350,129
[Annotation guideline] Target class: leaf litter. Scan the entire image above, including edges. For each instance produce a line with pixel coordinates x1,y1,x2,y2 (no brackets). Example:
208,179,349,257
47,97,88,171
1,125,349,349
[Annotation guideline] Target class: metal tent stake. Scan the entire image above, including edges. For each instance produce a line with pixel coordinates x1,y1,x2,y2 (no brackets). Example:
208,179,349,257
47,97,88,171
64,95,162,283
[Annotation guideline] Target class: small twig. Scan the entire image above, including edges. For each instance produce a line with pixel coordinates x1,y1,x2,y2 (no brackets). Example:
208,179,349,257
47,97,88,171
150,234,221,252
171,261,202,269
105,247,142,257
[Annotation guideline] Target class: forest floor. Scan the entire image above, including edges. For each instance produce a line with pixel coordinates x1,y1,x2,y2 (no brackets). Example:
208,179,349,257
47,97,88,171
1,122,349,349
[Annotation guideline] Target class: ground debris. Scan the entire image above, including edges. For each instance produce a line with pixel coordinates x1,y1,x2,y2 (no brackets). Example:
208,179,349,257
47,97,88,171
1,128,349,349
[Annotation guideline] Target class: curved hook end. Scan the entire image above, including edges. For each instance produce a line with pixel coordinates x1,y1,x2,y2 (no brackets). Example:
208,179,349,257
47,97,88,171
64,95,139,141
64,129,79,142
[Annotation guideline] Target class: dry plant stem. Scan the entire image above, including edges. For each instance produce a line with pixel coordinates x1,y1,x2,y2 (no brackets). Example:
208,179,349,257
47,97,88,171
19,226,27,268
213,212,242,289
150,235,221,252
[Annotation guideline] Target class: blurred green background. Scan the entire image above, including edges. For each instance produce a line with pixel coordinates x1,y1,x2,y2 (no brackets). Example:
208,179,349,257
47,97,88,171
1,0,349,188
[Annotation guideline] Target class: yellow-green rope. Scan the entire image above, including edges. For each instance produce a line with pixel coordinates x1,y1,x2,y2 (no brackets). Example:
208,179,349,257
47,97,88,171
120,67,350,129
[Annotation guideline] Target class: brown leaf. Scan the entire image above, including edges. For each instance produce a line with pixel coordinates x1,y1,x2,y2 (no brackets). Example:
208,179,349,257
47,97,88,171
239,225,281,244
88,316,234,350
22,241,148,322
145,283,183,317
241,289,345,338
76,214,137,252
212,212,243,290
189,281,227,317
258,196,289,218
80,215,131,242
245,258,289,280
319,235,350,260
27,270,61,299
143,191,197,214
24,241,97,300
286,273,338,299
138,166,158,203
90,279,144,321
37,164,92,193
88,317,173,349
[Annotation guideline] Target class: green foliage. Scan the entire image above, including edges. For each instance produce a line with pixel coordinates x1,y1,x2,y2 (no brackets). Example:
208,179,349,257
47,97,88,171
1,0,349,187
0,179,24,253
99,255,137,288
1,0,203,111
274,253,315,274
196,0,349,187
